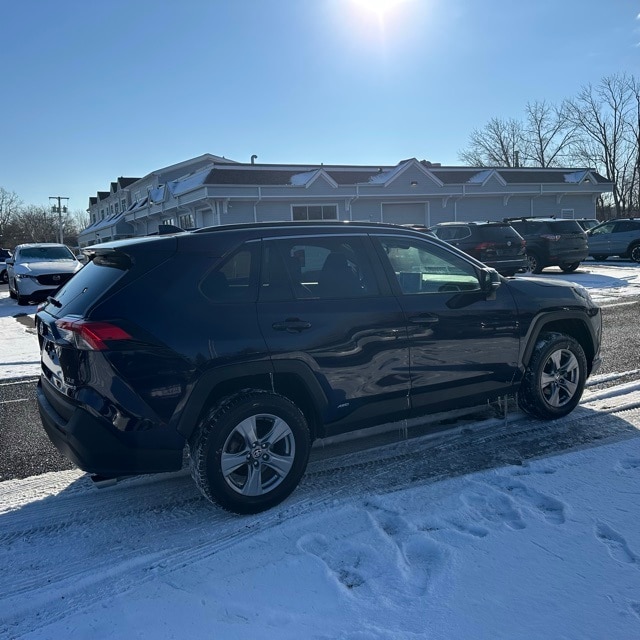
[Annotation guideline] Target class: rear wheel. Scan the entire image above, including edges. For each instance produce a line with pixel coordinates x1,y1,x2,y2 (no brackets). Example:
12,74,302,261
0,270,7,284
526,252,543,274
560,262,580,272
190,390,311,514
629,244,640,263
518,332,587,420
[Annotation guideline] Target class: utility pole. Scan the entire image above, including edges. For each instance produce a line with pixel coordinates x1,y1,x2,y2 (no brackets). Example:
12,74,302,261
49,196,69,244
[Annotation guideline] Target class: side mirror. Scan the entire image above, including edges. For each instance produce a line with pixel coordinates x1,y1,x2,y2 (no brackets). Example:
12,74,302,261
5,259,13,266
479,267,501,298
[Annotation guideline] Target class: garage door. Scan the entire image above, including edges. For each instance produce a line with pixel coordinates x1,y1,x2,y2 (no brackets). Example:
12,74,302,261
381,203,428,226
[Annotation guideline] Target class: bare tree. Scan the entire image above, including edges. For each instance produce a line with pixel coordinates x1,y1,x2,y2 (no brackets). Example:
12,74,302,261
566,74,637,216
522,100,575,167
0,187,22,244
13,205,60,243
458,117,526,167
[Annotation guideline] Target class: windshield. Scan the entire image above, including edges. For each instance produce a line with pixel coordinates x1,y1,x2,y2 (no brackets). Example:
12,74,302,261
19,246,75,261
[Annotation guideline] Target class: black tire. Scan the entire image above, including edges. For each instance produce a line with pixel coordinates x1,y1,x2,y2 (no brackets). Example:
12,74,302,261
15,283,28,305
526,252,543,274
518,332,587,420
629,244,640,263
9,287,16,299
0,270,7,284
592,255,607,261
189,390,311,514
560,262,580,273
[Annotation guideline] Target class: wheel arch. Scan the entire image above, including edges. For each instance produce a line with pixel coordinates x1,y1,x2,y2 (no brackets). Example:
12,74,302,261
175,360,327,442
520,312,598,375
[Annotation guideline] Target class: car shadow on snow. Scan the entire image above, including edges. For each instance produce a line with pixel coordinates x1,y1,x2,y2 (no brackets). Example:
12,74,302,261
2,402,639,528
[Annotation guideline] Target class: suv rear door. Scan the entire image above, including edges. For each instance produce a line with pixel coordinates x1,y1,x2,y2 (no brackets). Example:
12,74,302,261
370,233,521,413
257,234,411,435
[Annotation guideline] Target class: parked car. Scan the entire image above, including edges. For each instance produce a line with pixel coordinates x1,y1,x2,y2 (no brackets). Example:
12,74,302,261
426,221,527,276
586,218,640,262
0,248,12,284
35,222,602,514
575,218,600,232
505,217,588,273
7,243,83,305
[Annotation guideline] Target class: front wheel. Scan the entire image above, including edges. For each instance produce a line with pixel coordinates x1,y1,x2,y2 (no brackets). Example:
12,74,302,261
560,262,580,273
190,390,311,514
518,332,587,420
629,244,640,263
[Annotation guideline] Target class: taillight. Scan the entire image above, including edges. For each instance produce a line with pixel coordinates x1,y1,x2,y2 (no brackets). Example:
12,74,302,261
55,318,132,351
474,242,496,251
541,234,561,242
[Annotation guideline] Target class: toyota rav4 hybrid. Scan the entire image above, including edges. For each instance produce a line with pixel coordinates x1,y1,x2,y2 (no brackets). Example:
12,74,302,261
35,222,602,514
7,243,83,305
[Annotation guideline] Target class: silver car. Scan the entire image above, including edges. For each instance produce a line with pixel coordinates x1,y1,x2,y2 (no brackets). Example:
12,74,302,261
587,218,640,262
7,243,83,305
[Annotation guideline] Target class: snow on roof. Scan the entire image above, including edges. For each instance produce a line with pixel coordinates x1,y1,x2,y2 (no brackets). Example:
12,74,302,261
289,170,319,186
564,170,589,183
467,169,494,184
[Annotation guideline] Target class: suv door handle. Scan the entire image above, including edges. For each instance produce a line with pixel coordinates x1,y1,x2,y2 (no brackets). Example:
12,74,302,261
272,318,312,333
409,315,439,325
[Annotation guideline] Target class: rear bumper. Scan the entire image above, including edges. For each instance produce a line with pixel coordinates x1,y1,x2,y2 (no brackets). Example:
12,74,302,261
37,378,183,477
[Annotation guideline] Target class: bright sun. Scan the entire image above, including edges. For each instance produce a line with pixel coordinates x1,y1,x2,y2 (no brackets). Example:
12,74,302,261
351,0,411,17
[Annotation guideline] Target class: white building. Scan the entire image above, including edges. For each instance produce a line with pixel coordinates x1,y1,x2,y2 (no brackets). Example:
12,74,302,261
80,153,612,246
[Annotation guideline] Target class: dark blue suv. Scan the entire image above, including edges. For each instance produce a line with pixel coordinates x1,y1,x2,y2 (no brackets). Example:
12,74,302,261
35,222,602,513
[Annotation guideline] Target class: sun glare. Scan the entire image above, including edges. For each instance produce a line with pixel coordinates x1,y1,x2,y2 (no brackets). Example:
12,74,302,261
352,0,411,18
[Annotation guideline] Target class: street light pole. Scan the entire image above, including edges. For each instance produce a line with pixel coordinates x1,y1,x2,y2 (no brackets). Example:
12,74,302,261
49,196,69,244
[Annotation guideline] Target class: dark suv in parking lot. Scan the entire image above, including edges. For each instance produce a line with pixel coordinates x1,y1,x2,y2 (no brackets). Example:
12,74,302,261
506,217,588,273
35,222,602,514
427,221,527,276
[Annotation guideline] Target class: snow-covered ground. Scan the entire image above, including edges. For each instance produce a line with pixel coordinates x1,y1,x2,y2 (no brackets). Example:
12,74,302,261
1,262,640,639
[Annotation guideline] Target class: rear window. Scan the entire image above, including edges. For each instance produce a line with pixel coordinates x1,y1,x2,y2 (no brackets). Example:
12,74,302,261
482,224,523,239
547,220,584,234
42,257,128,317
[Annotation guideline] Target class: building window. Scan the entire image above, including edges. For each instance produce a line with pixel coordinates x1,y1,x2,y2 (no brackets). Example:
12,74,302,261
121,198,127,211
560,208,575,219
179,213,194,228
115,202,119,214
162,218,175,226
292,205,338,221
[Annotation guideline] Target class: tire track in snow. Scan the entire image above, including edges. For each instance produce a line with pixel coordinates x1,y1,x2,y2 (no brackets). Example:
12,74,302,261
2,388,640,636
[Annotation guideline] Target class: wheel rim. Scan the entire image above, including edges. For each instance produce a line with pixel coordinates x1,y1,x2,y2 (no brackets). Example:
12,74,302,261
220,413,296,496
527,255,537,272
540,348,580,408
631,246,640,263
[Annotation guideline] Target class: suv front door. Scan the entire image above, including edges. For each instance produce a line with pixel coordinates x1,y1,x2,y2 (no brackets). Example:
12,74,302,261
371,234,521,414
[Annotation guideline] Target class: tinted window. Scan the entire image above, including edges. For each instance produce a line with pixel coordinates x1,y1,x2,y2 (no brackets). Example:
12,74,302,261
548,220,583,234
47,258,126,316
261,236,379,300
200,245,258,302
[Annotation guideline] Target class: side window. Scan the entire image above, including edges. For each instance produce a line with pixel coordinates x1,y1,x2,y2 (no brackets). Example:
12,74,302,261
591,222,615,235
261,236,380,300
200,244,258,302
376,236,480,295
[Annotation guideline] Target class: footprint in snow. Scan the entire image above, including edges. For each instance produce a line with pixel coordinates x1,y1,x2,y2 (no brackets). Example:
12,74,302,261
460,486,527,531
595,522,639,566
487,477,566,525
297,505,446,600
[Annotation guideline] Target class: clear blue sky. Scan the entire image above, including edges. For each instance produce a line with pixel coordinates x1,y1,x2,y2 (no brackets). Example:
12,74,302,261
1,0,638,213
